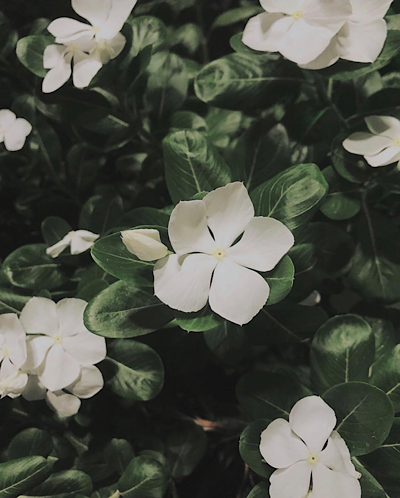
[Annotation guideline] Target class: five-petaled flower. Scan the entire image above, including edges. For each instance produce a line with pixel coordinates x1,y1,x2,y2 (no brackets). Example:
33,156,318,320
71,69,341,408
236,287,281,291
153,182,294,325
260,396,361,498
46,229,99,258
343,115,400,167
0,109,32,152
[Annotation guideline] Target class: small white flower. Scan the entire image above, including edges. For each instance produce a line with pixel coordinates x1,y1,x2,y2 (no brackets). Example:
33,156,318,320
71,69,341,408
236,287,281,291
153,182,294,326
0,313,27,371
20,297,106,393
121,228,169,262
46,230,99,258
0,362,28,399
242,0,352,66
0,110,32,152
260,396,361,498
343,115,400,167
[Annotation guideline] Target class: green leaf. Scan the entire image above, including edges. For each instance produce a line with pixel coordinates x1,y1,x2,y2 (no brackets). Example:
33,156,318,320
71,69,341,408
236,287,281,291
16,36,52,77
8,429,53,460
41,217,72,246
331,134,372,184
195,53,302,110
21,470,92,498
35,120,63,177
85,279,173,338
231,122,291,191
0,456,53,498
0,288,30,315
171,111,207,133
245,483,270,498
163,129,231,203
236,371,311,421
365,317,398,365
79,194,124,235
323,382,394,456
175,305,222,333
120,208,170,229
251,163,328,235
76,279,109,302
118,455,168,498
165,421,207,479
320,166,361,220
66,144,103,193
239,419,274,479
172,23,202,55
105,340,164,401
353,458,387,498
211,7,262,30
3,244,66,291
264,255,295,306
370,345,400,411
125,16,167,61
204,321,251,365
310,315,375,394
103,439,135,474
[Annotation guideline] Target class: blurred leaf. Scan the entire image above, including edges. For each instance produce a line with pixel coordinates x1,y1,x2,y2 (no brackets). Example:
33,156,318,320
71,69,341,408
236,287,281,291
8,429,53,460
0,288,30,315
21,470,92,498
370,345,400,411
239,419,274,479
204,321,251,365
79,194,124,235
16,36,52,77
320,166,361,220
103,439,135,474
118,455,168,498
211,7,262,30
41,216,72,246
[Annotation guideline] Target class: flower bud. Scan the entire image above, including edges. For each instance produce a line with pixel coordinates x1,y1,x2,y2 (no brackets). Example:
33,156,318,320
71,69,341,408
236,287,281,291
121,229,169,262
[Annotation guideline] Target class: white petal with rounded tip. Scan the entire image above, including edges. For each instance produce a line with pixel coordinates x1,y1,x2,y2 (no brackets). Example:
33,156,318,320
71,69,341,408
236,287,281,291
242,14,292,53
312,462,361,498
349,0,393,23
56,298,88,337
154,253,217,313
72,0,111,26
365,116,400,139
260,0,300,15
227,217,294,272
72,54,103,89
46,390,81,418
67,365,104,399
42,58,72,93
343,132,392,155
24,336,54,371
105,0,138,37
20,297,59,336
0,314,27,368
338,20,387,63
4,118,32,152
209,258,270,325
300,37,339,70
204,182,255,249
22,375,46,401
301,0,352,34
319,431,358,477
43,44,65,69
290,396,336,453
47,18,92,43
70,231,98,254
63,331,106,366
121,229,168,261
46,233,73,258
38,344,81,392
365,146,400,167
168,201,215,255
269,461,312,498
74,230,100,241
0,109,16,129
260,418,309,469
106,32,126,60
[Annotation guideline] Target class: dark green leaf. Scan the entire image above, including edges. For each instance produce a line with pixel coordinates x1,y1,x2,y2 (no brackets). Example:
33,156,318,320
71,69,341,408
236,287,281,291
370,345,400,411
41,217,72,246
8,429,53,460
0,456,53,498
79,194,124,235
204,321,251,365
118,455,168,498
264,255,295,306
22,470,92,498
320,166,362,220
239,419,274,479
16,36,52,77
103,439,135,474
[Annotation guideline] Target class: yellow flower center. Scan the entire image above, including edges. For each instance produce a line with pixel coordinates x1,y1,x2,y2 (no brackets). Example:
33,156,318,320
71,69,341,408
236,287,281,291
394,139,400,146
307,453,319,465
213,248,226,261
92,26,101,33
54,335,62,344
3,348,8,357
292,10,303,20
69,44,78,53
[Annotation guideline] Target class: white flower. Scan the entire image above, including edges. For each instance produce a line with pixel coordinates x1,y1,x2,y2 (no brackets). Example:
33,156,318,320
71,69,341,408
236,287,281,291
0,313,27,371
121,229,169,262
242,0,352,66
46,230,99,258
20,297,106,392
0,362,28,399
0,110,32,152
343,115,400,167
153,182,294,326
303,0,393,69
23,365,104,418
260,396,361,498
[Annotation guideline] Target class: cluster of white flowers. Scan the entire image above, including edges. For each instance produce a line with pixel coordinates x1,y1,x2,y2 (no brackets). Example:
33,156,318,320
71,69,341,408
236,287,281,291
43,0,138,93
0,110,32,152
0,297,106,418
46,229,99,258
243,0,393,69
343,115,400,167
260,396,362,498
122,182,294,326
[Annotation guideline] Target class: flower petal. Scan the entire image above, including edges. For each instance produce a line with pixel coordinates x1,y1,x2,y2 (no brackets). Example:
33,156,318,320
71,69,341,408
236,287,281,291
42,58,72,94
38,344,81,391
168,200,216,255
0,313,27,368
0,109,16,129
349,0,393,23
62,331,106,366
269,461,312,498
105,0,138,36
204,182,255,249
4,118,32,152
319,431,359,478
260,0,300,14
242,13,293,53
121,229,168,261
338,20,387,63
154,253,217,313
67,365,104,399
209,258,270,325
105,32,126,60
72,0,111,26
343,132,392,156
47,18,92,43
43,44,66,69
227,217,294,272
46,390,81,418
365,146,400,167
46,233,73,258
260,418,309,469
365,115,400,140
70,231,99,254
56,298,88,337
301,0,352,35
289,396,336,453
300,37,340,70
24,336,54,371
20,297,59,336
22,375,46,401
312,462,361,498
72,54,103,89
74,230,100,241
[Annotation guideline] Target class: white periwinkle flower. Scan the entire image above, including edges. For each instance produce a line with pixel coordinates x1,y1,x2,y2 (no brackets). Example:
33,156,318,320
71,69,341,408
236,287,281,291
260,396,361,498
121,229,169,262
46,230,99,258
153,182,294,326
0,314,27,371
0,110,32,152
343,115,400,167
0,363,28,399
242,0,352,66
20,297,106,393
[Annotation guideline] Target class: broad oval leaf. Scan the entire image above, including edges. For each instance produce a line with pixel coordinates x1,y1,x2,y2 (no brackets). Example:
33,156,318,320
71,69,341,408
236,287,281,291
246,482,270,498
103,439,135,474
239,419,274,479
8,429,53,460
16,35,52,77
0,456,53,498
204,321,251,365
370,345,400,411
79,194,124,236
320,166,361,220
118,455,168,498
21,470,92,498
0,288,31,315
41,217,72,246
353,458,388,498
